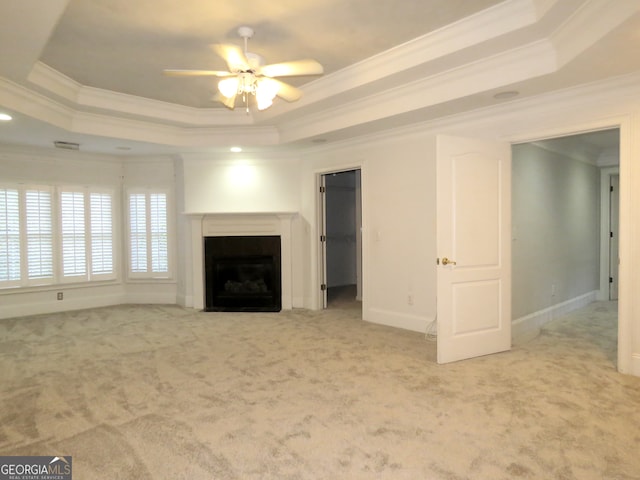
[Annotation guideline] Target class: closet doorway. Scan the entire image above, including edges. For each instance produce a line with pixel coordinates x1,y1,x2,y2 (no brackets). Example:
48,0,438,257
320,169,362,309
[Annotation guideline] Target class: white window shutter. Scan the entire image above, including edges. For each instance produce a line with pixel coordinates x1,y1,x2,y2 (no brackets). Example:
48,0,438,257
0,188,21,285
149,193,168,273
90,192,113,277
25,188,54,283
129,193,147,273
128,191,169,278
60,190,87,279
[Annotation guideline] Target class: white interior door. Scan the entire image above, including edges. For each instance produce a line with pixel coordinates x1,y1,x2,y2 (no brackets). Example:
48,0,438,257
436,134,511,364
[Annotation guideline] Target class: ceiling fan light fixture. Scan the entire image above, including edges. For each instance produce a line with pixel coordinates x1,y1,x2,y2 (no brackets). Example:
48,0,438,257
256,97,273,111
257,78,279,99
255,78,280,110
218,77,239,98
169,26,322,111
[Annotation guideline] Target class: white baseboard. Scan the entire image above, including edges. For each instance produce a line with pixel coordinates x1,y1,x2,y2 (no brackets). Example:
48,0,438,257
0,294,125,319
124,292,178,304
512,291,598,344
176,292,191,308
626,354,640,377
292,296,305,309
365,307,432,333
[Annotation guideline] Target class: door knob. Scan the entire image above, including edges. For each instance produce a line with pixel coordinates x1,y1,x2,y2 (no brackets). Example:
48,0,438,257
441,257,457,266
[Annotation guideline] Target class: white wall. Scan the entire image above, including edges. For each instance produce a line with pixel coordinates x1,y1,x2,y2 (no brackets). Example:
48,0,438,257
512,142,601,319
0,145,122,186
301,134,438,332
177,138,438,332
181,154,301,214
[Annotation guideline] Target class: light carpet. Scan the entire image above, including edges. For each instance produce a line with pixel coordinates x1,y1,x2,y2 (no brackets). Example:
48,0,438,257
0,300,639,479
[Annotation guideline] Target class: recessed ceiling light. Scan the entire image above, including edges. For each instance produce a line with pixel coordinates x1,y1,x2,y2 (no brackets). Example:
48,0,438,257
0,113,12,121
230,146,242,153
493,90,519,100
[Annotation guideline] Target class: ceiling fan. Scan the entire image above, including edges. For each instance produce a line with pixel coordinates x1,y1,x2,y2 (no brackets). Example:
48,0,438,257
163,26,323,111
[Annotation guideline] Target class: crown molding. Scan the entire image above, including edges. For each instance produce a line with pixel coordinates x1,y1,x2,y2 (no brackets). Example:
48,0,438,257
279,40,556,143
69,111,280,147
550,0,640,68
178,150,301,163
27,62,253,126
428,71,640,142
262,0,548,118
275,0,637,144
26,62,79,103
0,142,123,164
0,77,280,147
0,76,75,129
303,70,640,156
77,85,252,126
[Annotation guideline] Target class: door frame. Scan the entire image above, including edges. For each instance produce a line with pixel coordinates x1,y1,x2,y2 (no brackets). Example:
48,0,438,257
505,115,631,374
315,165,364,311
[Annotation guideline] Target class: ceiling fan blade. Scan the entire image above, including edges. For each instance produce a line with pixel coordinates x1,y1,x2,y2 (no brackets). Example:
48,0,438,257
259,60,324,77
211,44,250,72
272,79,303,102
213,92,236,110
163,69,233,77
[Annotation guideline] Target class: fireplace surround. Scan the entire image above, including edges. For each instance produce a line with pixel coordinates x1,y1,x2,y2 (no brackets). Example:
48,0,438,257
187,213,295,311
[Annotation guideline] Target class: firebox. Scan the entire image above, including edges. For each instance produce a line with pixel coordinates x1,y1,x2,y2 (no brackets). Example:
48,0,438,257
204,235,281,312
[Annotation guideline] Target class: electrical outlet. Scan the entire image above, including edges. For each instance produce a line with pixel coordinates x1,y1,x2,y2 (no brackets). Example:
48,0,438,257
551,284,556,297
57,292,63,300
407,294,413,305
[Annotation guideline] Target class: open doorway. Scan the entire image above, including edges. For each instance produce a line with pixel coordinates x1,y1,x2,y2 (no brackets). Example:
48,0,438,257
511,128,619,359
319,169,362,310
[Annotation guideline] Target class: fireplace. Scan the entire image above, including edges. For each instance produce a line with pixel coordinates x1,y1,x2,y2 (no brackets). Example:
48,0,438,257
204,235,281,312
187,213,295,311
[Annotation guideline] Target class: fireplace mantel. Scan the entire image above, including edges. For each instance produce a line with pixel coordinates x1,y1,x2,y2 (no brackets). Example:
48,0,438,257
186,212,297,310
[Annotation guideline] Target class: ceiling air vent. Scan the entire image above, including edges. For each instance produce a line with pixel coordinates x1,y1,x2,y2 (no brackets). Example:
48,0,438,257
54,141,80,150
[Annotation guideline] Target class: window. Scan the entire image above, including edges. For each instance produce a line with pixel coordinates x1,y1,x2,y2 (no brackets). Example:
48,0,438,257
0,184,115,289
25,187,54,284
59,188,116,282
149,193,168,273
129,193,147,273
0,188,20,286
60,190,87,279
128,191,170,278
90,192,113,277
